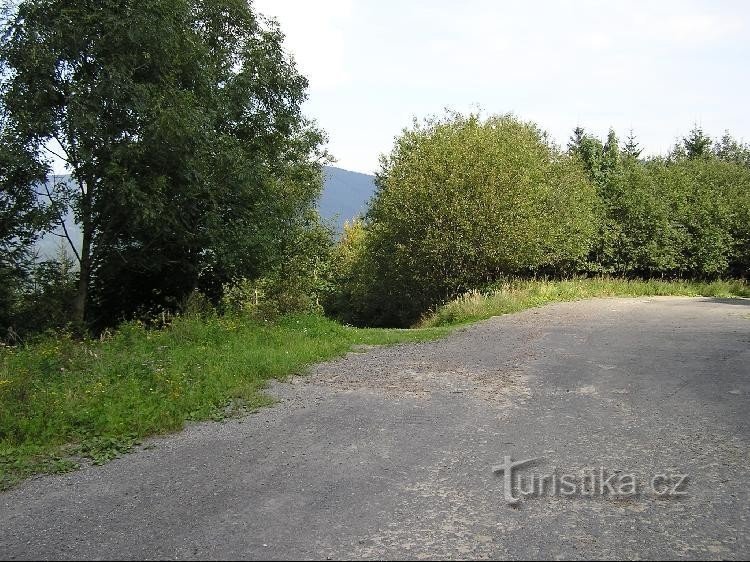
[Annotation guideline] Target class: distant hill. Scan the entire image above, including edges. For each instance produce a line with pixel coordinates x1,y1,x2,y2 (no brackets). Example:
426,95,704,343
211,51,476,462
34,166,376,259
319,166,376,232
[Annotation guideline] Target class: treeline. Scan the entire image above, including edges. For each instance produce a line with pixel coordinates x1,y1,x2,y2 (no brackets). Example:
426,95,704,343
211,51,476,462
1,0,333,339
3,2,749,339
571,126,749,279
325,113,750,327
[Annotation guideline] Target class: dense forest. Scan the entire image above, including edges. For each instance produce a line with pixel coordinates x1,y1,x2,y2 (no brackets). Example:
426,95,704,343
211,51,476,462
2,1,749,339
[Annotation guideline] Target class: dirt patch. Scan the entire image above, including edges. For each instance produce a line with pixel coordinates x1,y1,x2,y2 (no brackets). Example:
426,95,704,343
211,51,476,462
306,360,531,405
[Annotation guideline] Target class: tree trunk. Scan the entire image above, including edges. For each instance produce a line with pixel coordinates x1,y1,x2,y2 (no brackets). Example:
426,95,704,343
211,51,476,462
73,242,89,325
72,222,91,325
72,178,93,326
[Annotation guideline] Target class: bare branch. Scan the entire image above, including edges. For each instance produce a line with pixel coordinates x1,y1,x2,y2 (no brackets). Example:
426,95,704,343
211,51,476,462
41,143,70,164
41,177,81,264
61,124,88,198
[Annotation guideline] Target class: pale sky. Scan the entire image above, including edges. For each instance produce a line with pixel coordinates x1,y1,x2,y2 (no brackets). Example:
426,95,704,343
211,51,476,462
254,0,750,174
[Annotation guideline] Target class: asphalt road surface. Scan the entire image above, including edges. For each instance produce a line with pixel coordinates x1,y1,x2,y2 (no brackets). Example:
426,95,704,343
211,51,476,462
1,297,749,560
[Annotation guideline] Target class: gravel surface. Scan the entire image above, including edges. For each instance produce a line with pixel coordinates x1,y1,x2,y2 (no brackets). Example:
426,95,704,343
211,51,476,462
1,297,749,560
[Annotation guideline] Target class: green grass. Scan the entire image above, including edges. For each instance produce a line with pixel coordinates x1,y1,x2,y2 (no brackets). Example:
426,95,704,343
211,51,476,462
420,277,750,327
0,314,448,489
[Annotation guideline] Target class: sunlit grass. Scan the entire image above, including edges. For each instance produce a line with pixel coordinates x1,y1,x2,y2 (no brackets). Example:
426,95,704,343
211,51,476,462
0,313,448,489
419,277,750,327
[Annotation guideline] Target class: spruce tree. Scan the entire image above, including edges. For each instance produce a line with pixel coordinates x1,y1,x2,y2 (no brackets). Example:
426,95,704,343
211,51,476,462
683,125,713,159
623,129,642,158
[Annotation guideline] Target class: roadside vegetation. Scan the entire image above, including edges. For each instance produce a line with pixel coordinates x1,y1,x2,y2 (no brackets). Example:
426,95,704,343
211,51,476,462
5,276,747,489
326,114,750,327
1,1,749,487
3,275,746,489
0,314,448,489
420,278,750,327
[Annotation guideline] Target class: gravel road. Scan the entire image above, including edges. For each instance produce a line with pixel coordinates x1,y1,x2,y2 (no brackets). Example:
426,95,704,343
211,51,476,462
1,297,749,560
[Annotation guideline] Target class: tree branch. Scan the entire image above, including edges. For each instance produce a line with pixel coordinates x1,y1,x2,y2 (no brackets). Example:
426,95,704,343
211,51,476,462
61,125,88,198
41,143,71,165
41,177,81,264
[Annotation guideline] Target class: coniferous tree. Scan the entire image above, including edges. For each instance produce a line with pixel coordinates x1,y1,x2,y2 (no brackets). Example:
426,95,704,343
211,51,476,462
714,131,750,167
623,129,642,159
683,125,713,159
567,126,586,153
601,129,621,177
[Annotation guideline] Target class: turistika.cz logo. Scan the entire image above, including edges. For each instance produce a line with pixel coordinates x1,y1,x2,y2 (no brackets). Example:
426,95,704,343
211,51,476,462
492,456,689,507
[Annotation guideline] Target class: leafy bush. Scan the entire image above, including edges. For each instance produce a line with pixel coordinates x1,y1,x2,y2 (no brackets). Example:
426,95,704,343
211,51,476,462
321,219,373,325
329,112,600,326
221,216,334,320
221,277,283,320
3,249,78,342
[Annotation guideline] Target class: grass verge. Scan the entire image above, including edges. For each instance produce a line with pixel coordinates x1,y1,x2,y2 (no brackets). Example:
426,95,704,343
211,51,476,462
420,277,750,327
3,277,747,489
0,314,448,490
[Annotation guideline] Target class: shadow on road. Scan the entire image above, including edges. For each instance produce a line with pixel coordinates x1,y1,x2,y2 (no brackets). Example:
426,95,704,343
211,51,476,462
704,297,750,306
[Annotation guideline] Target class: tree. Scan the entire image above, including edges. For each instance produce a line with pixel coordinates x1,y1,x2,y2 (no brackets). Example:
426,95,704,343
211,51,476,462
601,129,621,177
567,127,605,186
590,154,749,279
595,158,684,276
9,238,78,338
623,129,642,159
323,218,373,325
683,125,712,159
1,0,326,327
714,131,750,167
0,91,52,331
567,126,586,153
342,112,599,326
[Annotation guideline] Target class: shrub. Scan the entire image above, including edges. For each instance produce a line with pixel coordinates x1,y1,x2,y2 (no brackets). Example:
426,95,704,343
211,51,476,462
3,251,78,341
334,112,599,326
322,219,375,325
